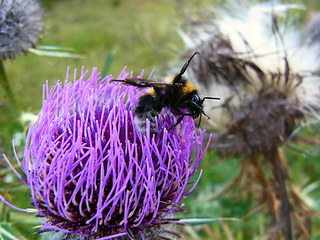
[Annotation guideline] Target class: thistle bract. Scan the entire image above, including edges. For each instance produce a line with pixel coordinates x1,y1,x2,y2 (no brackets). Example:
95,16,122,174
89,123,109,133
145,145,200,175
0,0,43,59
18,67,208,239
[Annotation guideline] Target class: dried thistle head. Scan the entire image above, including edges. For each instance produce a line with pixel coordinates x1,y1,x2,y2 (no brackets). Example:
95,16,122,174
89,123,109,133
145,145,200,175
180,2,320,157
0,0,43,60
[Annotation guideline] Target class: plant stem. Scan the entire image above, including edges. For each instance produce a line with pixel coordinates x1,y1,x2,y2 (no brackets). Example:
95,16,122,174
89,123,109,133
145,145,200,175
0,60,20,110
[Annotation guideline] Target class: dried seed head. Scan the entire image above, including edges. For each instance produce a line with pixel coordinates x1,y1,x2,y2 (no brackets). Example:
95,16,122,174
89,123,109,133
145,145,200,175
180,2,320,156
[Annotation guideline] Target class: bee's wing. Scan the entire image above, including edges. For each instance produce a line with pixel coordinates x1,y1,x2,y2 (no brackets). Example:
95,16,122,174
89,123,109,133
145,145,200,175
111,78,172,89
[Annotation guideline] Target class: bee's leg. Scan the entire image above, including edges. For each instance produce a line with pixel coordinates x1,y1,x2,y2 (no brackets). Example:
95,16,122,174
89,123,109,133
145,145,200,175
197,113,202,128
110,79,154,88
169,115,184,130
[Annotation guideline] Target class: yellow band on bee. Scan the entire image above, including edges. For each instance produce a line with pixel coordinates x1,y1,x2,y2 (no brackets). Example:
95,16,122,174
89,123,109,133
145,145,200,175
182,81,196,94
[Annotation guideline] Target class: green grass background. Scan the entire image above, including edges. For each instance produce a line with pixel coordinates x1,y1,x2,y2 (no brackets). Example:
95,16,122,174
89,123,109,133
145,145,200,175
0,0,320,239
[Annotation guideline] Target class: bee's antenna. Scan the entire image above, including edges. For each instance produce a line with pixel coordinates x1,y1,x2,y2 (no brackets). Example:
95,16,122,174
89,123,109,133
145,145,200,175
174,51,199,83
201,96,220,104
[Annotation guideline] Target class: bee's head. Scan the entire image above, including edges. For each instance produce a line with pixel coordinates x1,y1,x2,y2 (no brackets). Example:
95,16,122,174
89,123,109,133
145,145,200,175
188,92,203,118
174,51,220,126
188,93,220,127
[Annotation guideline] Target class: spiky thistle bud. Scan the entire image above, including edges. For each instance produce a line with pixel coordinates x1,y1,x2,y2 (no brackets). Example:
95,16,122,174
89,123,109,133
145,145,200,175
0,0,43,60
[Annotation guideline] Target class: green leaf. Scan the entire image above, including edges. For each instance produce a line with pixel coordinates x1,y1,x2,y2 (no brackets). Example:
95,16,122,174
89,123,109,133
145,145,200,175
0,223,19,240
180,217,239,225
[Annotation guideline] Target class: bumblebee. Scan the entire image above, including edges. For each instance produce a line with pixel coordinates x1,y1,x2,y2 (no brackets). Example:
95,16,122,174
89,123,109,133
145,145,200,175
111,52,219,134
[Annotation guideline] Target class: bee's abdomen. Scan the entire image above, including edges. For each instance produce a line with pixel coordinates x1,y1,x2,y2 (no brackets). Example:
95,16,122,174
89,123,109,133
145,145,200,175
134,94,161,135
135,94,160,114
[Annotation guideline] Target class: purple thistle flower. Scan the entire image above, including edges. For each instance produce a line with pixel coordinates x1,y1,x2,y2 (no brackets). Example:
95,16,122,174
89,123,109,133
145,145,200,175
1,67,210,239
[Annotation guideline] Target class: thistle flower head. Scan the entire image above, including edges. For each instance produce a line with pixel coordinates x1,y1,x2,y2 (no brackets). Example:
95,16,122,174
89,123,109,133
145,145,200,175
16,67,208,239
0,0,43,59
180,2,320,156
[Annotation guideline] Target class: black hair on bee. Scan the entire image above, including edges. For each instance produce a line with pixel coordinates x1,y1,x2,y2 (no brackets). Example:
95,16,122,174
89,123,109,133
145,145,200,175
111,52,219,134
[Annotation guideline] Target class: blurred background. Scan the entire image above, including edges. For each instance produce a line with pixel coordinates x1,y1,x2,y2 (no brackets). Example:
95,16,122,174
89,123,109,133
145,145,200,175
0,0,320,239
